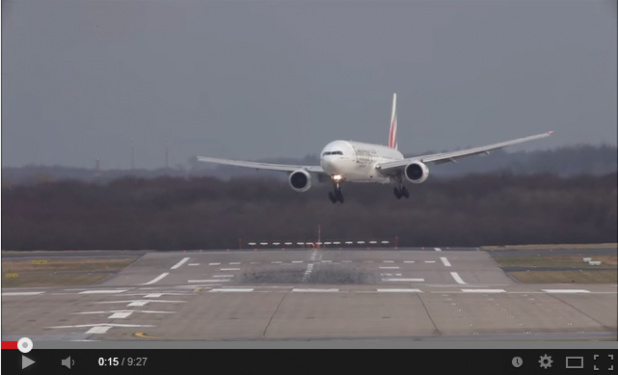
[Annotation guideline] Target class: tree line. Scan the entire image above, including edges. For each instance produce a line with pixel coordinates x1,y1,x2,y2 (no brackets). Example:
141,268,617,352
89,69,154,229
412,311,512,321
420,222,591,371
2,144,616,186
2,171,616,250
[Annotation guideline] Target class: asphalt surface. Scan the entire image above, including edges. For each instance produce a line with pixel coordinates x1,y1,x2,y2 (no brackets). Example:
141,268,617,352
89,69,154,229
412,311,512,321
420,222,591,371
2,248,616,342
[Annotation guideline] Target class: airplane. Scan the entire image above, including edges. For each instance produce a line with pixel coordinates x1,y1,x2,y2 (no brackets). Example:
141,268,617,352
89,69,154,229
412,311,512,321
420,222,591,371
196,93,553,203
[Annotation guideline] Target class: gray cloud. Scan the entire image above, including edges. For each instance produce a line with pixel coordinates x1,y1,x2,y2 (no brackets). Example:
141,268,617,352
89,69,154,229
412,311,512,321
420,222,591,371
2,0,616,169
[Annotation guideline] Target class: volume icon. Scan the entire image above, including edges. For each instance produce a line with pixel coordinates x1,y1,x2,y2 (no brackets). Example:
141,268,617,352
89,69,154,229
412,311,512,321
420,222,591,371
61,356,75,369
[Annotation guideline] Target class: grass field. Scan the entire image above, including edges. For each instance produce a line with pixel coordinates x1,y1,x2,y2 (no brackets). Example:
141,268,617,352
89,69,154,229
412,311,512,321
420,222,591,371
492,253,617,283
1,258,137,287
494,255,617,268
509,270,618,284
481,243,617,251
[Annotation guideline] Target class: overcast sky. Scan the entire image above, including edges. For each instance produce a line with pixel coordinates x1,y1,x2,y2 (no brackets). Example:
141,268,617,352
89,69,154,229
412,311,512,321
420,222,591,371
2,0,616,169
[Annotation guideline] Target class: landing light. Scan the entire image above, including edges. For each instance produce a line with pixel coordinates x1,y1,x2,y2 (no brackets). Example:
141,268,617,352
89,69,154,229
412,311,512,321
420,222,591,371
332,174,343,182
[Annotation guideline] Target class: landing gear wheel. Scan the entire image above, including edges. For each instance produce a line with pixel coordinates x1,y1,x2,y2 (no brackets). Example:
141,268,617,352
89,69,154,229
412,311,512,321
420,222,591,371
393,188,402,199
329,188,344,203
401,186,409,198
337,190,344,203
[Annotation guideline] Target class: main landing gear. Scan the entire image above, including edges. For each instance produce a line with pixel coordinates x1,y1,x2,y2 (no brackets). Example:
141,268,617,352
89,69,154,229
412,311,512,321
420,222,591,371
329,184,344,203
393,185,409,199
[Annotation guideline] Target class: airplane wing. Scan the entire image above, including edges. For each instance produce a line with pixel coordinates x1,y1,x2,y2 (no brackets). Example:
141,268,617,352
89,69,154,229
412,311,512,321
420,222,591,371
376,131,553,172
195,156,325,173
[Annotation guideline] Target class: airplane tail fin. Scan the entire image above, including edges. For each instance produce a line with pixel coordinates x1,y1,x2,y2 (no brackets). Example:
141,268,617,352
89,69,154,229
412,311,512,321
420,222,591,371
388,93,398,149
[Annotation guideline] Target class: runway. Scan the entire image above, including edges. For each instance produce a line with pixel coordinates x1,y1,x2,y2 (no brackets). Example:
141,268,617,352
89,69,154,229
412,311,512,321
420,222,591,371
2,248,616,341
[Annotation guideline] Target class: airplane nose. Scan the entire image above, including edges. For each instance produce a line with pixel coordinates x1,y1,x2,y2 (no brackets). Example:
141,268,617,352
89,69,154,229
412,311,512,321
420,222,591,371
321,158,335,173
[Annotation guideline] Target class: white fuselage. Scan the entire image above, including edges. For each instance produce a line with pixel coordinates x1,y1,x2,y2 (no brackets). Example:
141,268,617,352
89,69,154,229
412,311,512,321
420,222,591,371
319,140,404,183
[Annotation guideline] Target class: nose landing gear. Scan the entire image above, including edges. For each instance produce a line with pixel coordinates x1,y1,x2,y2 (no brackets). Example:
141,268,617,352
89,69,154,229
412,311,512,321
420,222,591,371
329,183,344,203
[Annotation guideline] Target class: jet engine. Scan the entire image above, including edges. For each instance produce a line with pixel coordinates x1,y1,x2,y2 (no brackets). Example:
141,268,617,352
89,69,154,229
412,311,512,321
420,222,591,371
288,170,312,192
404,161,429,184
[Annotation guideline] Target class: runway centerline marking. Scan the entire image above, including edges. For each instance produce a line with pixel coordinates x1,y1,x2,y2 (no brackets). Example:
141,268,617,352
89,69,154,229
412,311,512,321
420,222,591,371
379,266,400,269
450,272,467,285
221,268,240,271
302,263,314,282
141,272,169,286
434,247,442,252
383,278,425,282
440,257,452,267
209,263,221,266
212,275,234,278
171,257,190,270
424,260,436,264
404,261,415,264
303,250,318,282
188,263,200,266
229,262,241,265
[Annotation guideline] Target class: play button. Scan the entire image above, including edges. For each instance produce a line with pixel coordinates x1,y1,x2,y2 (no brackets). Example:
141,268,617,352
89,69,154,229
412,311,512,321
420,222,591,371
22,355,35,370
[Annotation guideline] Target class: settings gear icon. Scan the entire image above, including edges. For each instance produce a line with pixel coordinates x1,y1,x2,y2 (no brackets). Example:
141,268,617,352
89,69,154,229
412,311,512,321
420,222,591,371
539,354,553,369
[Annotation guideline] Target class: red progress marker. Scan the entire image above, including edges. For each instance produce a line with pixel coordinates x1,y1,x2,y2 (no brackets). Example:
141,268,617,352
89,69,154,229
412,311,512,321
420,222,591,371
1,341,18,349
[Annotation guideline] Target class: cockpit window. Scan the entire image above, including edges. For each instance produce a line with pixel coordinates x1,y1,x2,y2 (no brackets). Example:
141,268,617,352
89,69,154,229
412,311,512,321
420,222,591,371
323,150,343,156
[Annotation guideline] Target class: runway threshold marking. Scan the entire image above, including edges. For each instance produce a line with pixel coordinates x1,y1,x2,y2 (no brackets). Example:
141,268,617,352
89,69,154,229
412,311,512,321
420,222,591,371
209,288,254,293
87,326,111,334
171,257,190,270
292,288,339,293
450,272,467,285
188,279,230,283
141,273,169,285
50,323,155,335
109,311,134,319
79,289,127,294
461,289,506,293
377,289,422,293
542,289,591,294
96,299,186,307
440,257,452,267
1,292,45,296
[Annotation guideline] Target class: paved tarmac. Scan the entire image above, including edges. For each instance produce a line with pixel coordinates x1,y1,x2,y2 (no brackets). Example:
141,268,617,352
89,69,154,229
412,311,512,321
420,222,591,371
2,248,616,341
